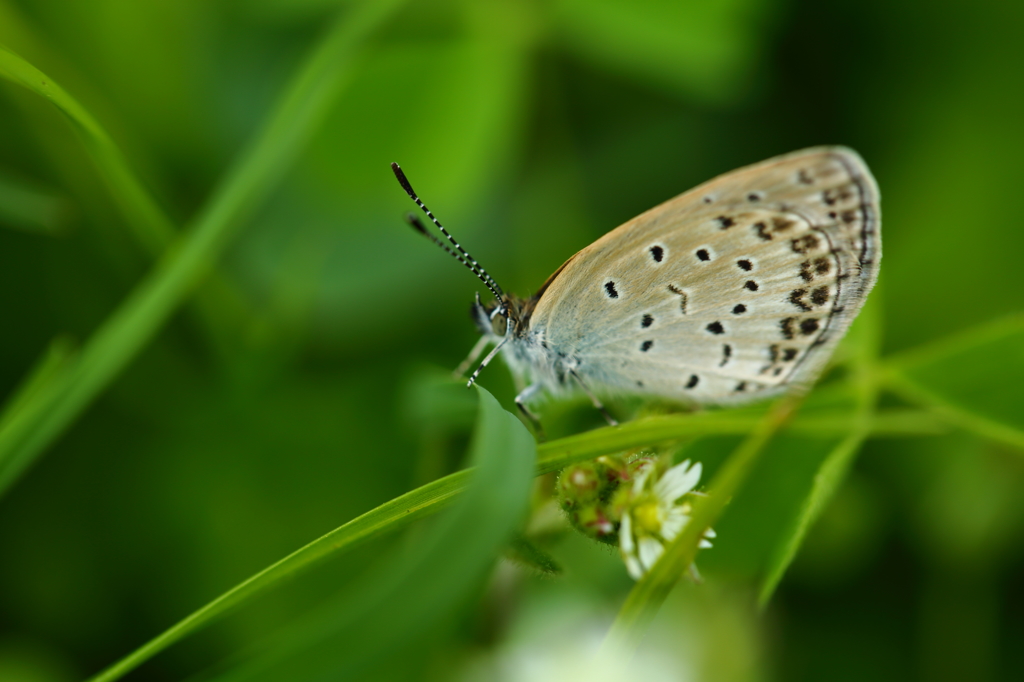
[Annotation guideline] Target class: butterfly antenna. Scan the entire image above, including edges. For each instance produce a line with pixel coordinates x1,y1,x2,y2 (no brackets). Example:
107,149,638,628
404,213,487,284
391,162,505,303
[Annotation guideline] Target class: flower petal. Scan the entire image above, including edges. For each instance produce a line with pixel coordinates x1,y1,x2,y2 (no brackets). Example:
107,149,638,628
655,460,702,503
659,509,689,541
624,554,644,580
638,536,664,572
619,512,635,553
631,461,654,495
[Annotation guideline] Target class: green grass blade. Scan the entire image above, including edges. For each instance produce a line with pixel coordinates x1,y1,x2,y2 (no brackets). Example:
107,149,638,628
882,312,1024,452
0,170,71,234
757,302,883,606
81,402,945,682
0,0,405,498
87,386,534,682
0,42,175,253
212,386,536,682
885,374,1024,452
882,313,1024,371
0,40,252,355
534,407,943,474
85,469,470,682
86,411,760,681
506,534,564,576
0,337,76,424
604,396,801,658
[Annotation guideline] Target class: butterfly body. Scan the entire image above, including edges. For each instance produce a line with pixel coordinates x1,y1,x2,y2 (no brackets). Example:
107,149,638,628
468,147,880,415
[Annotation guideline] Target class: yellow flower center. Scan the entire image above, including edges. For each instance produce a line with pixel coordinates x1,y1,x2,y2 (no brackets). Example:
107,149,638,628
634,501,661,534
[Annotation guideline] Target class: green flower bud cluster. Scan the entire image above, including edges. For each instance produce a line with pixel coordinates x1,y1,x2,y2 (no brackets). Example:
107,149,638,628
556,454,654,545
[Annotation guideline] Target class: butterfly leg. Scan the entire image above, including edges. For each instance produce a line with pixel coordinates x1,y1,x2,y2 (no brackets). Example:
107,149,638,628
570,370,618,426
466,316,512,388
514,383,546,440
452,335,490,380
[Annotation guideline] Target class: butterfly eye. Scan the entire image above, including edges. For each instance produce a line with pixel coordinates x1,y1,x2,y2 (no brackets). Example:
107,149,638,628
490,310,509,336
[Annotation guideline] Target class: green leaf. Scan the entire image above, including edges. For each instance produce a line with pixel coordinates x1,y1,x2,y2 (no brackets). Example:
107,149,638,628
199,385,536,682
0,0,406,499
883,313,1024,452
506,535,564,576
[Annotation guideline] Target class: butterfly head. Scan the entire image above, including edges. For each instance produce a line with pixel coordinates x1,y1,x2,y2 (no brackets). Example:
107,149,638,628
471,292,531,340
392,161,541,387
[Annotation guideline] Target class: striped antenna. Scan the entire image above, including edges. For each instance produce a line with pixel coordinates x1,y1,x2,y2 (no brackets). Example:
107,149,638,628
404,213,484,283
391,162,505,302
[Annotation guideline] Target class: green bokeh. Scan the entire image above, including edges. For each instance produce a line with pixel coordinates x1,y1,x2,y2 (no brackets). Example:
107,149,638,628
1,0,1023,680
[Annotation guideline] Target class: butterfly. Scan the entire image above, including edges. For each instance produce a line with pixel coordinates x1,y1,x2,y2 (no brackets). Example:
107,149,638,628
392,147,880,427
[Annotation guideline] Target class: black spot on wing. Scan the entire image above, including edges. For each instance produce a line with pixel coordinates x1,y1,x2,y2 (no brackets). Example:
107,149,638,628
667,285,688,314
696,249,710,261
799,256,833,282
641,314,654,328
686,374,699,389
791,235,821,254
649,245,664,262
732,304,747,315
789,289,812,312
604,281,618,298
737,259,752,271
822,187,854,206
772,216,797,233
640,340,653,352
706,321,725,335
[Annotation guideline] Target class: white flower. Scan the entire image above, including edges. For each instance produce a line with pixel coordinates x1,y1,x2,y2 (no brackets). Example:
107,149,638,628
460,600,691,682
618,459,715,580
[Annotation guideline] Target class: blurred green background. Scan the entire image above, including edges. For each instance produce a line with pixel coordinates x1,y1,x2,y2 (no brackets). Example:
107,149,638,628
1,0,1023,680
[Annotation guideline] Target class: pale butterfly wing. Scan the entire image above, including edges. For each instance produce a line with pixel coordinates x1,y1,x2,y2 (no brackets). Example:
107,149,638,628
527,146,880,403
